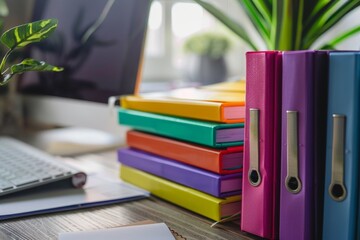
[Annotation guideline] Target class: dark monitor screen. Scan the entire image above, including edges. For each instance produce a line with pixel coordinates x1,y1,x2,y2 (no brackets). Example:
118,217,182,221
19,0,151,103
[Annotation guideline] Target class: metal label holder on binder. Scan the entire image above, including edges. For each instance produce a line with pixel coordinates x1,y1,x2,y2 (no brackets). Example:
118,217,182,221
329,114,347,201
249,108,261,187
285,111,302,194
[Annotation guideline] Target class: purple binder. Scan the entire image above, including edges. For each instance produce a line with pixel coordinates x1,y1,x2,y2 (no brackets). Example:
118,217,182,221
117,148,242,198
280,51,328,240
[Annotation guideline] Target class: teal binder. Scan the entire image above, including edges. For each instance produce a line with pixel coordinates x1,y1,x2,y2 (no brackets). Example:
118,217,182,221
118,108,244,148
323,52,360,240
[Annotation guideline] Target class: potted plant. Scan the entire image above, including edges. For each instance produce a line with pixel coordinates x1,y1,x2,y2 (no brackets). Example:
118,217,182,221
0,17,63,132
192,1,360,50
184,32,231,85
0,18,62,85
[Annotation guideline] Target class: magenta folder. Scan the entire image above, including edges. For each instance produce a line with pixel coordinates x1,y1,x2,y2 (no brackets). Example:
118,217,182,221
280,51,328,240
241,51,282,239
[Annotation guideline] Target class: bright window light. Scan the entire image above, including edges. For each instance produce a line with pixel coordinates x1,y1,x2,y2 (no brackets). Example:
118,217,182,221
145,1,164,57
148,1,162,30
172,3,203,38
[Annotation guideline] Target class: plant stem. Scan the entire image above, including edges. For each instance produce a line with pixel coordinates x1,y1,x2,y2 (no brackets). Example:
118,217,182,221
277,0,293,50
294,0,304,50
0,49,11,73
270,0,279,49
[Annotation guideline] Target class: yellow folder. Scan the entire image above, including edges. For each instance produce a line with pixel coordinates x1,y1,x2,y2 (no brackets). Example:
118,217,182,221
120,165,241,221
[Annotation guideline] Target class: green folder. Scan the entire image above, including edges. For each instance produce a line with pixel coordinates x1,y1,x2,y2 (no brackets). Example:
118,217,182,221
118,108,244,148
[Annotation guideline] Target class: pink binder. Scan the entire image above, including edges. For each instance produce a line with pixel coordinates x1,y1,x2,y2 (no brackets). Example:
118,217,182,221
241,51,282,239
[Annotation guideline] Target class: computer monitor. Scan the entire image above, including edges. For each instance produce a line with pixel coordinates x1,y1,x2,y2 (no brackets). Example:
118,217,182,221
18,0,151,154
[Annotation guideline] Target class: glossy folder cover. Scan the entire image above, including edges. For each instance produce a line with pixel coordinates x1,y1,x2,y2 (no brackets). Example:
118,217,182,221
280,51,328,240
241,51,282,239
323,52,360,240
118,108,244,148
126,130,243,174
118,148,242,197
121,95,245,123
120,165,241,221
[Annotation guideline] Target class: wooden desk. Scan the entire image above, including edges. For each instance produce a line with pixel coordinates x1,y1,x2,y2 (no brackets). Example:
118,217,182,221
0,149,258,240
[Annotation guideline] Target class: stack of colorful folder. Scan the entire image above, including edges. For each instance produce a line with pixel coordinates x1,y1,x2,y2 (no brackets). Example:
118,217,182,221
116,81,246,221
242,50,360,240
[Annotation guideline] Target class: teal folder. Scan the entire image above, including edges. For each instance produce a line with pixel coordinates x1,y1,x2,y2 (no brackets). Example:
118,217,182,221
118,108,244,148
323,52,360,240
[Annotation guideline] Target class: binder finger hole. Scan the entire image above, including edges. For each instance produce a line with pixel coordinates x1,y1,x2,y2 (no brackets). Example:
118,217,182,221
248,169,261,187
329,183,346,201
285,176,301,194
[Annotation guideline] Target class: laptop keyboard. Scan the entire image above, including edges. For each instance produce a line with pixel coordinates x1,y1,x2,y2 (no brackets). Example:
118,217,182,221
0,137,86,196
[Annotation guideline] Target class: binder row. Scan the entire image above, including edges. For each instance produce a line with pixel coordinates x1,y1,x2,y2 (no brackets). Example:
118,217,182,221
242,51,360,240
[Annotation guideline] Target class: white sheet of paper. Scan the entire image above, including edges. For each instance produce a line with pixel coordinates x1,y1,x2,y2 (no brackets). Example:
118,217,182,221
0,174,148,218
58,223,176,240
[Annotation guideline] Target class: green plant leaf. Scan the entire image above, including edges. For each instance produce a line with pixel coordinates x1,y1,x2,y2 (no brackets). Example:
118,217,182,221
273,0,304,50
192,0,259,50
303,0,330,21
236,0,271,48
1,59,63,85
304,1,360,48
303,1,340,42
253,0,272,23
270,0,282,49
293,0,304,50
194,0,360,51
1,18,58,50
10,58,63,75
276,0,294,50
319,25,360,49
319,44,336,50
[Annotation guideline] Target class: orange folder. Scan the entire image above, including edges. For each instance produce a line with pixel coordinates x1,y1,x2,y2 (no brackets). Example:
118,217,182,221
126,130,243,174
120,80,246,123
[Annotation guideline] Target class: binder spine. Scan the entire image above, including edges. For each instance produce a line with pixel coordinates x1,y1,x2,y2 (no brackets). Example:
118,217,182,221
242,51,281,239
280,51,315,240
323,52,360,240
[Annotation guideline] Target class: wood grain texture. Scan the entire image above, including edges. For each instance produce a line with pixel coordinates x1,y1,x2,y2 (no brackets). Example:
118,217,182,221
0,148,259,240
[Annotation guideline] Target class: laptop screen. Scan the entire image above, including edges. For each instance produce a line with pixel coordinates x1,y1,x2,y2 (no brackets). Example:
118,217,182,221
18,0,151,103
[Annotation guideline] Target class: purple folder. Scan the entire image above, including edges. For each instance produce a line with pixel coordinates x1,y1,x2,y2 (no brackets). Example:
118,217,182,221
117,148,242,198
280,51,328,240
